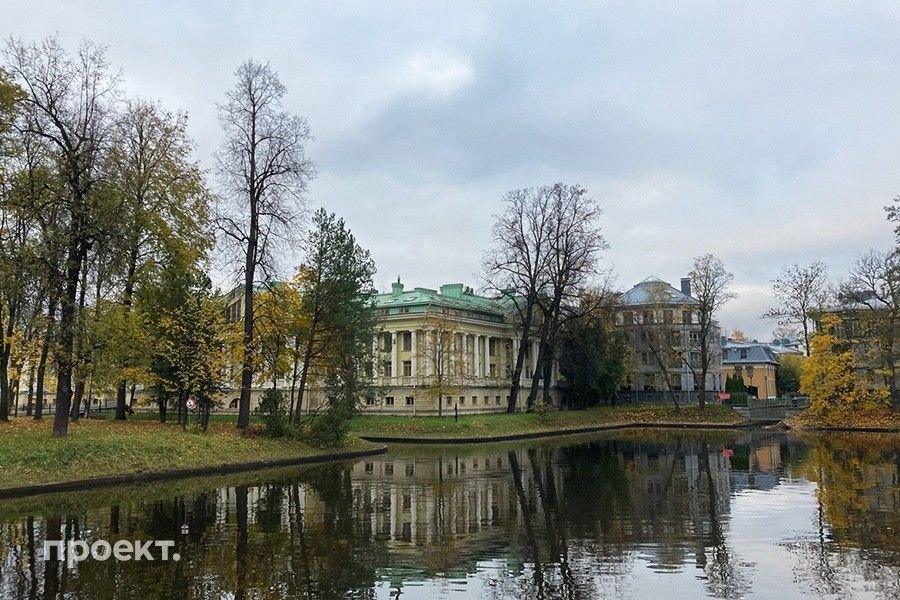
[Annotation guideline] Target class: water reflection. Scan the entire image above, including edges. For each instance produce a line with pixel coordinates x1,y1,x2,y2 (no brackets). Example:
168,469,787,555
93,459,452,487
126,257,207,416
0,429,897,599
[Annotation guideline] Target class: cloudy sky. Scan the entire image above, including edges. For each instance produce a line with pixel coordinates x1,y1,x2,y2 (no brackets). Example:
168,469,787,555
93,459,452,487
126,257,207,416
3,1,897,339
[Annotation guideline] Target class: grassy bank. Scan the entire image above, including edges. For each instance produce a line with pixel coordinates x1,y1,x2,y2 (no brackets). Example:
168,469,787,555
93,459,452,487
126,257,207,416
0,418,378,490
787,408,900,431
350,404,746,440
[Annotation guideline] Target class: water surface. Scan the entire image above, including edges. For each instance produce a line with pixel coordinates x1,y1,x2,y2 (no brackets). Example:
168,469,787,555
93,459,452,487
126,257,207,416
0,429,897,599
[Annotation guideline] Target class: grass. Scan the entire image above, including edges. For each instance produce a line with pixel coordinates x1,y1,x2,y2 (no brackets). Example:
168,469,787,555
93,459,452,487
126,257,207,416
787,407,900,431
350,404,746,440
0,417,376,490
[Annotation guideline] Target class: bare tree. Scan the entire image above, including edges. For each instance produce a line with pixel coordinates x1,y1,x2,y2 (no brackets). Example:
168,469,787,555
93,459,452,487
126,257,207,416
689,254,735,408
4,37,119,436
215,60,315,430
524,184,606,409
763,261,829,355
419,312,470,417
483,187,554,413
840,249,900,409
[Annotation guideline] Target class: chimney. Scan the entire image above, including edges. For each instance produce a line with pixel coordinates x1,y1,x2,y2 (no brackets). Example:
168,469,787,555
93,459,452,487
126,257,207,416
680,277,692,297
391,276,404,297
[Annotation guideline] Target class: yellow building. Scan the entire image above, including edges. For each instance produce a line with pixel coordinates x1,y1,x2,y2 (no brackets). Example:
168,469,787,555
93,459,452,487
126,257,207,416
721,341,778,399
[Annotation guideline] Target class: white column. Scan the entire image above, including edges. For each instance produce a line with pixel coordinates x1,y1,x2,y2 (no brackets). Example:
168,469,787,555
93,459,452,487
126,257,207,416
474,335,481,378
512,337,520,379
484,336,491,378
424,331,433,377
391,332,398,381
411,330,418,377
531,340,539,377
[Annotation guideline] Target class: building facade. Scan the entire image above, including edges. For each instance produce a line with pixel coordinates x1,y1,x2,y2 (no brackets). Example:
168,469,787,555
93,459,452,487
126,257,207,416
616,276,722,402
361,280,559,415
222,280,560,415
721,341,779,399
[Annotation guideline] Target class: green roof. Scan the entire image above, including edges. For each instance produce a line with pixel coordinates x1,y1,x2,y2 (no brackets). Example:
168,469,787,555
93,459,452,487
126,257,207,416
373,281,506,323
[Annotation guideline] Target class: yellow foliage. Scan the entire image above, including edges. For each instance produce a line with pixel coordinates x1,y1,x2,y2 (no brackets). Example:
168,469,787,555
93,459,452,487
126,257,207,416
800,314,891,424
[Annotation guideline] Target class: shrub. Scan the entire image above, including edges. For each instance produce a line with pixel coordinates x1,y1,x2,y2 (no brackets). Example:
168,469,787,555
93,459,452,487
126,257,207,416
255,388,291,437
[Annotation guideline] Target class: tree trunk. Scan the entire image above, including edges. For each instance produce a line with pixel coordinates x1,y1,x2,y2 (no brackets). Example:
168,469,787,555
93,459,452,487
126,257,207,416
288,335,300,424
129,383,136,413
115,242,140,420
25,364,34,417
508,297,536,413
294,320,319,426
53,230,87,437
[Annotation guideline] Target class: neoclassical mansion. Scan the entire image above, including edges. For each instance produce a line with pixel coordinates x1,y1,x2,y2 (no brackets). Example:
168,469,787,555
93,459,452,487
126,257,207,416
223,280,560,416
366,280,560,414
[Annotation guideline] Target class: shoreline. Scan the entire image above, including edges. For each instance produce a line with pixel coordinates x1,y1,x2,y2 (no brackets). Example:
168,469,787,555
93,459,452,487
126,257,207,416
358,419,771,445
0,444,387,500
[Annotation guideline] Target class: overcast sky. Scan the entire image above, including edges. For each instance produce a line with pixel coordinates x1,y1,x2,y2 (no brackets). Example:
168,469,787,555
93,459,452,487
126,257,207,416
3,1,897,339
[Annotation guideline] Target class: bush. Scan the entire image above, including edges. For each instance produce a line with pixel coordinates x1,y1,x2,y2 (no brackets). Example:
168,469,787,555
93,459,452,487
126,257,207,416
255,389,291,437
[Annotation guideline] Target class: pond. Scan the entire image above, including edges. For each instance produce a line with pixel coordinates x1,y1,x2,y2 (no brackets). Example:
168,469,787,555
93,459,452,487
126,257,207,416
0,429,898,599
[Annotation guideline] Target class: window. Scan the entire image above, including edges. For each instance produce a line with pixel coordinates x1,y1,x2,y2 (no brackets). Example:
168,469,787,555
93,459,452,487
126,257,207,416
402,494,411,509
672,374,682,391
405,463,415,477
405,396,414,406
365,396,375,406
402,360,412,376
642,310,654,324
484,396,489,405
664,309,673,324
383,332,392,351
384,463,394,476
399,307,410,314
622,311,634,325
385,396,395,406
472,395,478,405
689,331,700,344
364,462,374,474
489,364,497,377
740,349,748,360
746,366,754,378
382,362,392,377
496,395,501,405
722,349,729,360
402,331,412,350
682,310,692,324
458,396,464,405
641,352,650,365
489,338,496,356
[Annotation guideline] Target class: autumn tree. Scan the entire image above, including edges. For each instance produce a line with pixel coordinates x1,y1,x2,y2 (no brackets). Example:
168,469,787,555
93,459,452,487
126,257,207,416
106,99,210,420
216,60,315,430
5,37,120,436
839,249,900,410
763,261,829,356
153,273,231,429
800,314,889,422
689,254,735,408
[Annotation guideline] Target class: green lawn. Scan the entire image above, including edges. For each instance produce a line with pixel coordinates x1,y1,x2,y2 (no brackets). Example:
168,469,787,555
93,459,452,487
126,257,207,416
350,404,746,440
0,418,376,490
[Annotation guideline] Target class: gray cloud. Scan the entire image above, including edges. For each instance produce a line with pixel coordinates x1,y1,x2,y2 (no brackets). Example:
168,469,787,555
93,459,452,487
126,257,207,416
3,0,898,338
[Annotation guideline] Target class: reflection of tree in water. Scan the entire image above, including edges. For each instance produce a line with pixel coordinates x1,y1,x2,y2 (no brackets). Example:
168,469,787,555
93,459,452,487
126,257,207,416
2,431,898,599
784,433,900,599
697,441,750,600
